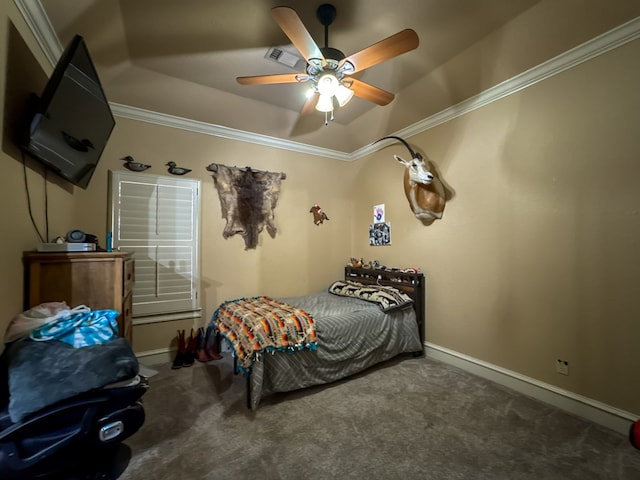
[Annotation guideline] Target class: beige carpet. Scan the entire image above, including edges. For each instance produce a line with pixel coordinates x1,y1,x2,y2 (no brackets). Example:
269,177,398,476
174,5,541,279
119,353,639,479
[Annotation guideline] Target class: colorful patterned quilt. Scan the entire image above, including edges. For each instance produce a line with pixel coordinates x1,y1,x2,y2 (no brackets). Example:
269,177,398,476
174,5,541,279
212,296,317,373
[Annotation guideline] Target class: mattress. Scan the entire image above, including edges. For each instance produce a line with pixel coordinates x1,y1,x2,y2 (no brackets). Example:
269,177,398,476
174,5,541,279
247,290,422,409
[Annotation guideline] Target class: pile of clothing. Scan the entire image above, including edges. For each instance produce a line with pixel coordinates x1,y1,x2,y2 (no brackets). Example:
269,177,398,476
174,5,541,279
0,302,147,479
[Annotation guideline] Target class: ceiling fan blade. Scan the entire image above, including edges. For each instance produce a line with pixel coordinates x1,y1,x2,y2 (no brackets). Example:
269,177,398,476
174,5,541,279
300,93,319,116
236,73,301,85
271,6,324,63
349,79,395,106
342,29,419,74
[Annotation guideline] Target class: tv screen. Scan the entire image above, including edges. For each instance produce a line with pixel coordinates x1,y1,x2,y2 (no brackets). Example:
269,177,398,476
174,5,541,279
22,34,115,189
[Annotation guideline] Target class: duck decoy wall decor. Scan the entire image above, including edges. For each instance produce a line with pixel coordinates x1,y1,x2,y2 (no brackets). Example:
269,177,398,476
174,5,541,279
167,161,192,175
122,155,151,172
207,163,285,249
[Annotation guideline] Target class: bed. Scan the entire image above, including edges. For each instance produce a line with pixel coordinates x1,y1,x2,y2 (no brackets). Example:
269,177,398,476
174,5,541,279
212,266,425,410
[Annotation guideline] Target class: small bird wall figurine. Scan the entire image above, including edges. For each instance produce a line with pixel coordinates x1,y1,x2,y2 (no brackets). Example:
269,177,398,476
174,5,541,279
310,204,329,225
122,155,151,172
166,161,192,175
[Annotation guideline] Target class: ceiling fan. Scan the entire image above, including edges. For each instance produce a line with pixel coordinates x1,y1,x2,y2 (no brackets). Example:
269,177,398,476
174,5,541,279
236,4,419,123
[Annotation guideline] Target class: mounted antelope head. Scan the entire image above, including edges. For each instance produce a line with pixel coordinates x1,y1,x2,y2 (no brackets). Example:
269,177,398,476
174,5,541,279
376,136,446,224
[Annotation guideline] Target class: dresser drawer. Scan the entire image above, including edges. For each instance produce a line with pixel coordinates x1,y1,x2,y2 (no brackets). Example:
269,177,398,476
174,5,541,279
123,258,135,296
121,292,133,343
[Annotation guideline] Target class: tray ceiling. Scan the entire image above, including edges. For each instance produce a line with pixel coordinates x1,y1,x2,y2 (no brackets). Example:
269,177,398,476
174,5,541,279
22,0,640,154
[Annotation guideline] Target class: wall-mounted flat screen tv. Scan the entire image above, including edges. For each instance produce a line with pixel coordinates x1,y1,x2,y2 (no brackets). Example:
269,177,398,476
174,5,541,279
21,34,115,189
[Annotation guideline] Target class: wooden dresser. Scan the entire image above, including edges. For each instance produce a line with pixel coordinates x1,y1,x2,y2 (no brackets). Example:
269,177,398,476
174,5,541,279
22,251,134,343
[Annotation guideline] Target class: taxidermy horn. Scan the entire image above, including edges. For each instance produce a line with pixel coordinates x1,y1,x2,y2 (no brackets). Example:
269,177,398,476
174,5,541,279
375,135,423,160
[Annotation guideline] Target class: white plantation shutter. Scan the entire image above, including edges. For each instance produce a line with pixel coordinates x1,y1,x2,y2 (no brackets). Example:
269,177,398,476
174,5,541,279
108,171,201,320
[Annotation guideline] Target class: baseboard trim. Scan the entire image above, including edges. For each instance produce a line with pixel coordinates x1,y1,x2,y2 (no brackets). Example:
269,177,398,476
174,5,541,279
135,347,173,366
135,342,635,434
424,342,636,436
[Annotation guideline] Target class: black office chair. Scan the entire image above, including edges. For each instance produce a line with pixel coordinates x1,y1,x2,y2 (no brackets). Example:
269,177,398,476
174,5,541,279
0,337,147,479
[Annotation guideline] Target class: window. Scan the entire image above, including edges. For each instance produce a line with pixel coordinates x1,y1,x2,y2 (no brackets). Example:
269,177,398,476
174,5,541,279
108,170,201,322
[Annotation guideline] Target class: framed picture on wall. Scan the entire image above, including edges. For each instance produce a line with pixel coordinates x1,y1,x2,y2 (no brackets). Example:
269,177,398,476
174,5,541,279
369,222,391,246
373,204,385,223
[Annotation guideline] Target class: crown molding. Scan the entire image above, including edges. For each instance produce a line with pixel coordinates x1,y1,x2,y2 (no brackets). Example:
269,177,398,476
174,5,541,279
13,0,61,65
110,103,352,161
354,15,640,159
15,0,640,161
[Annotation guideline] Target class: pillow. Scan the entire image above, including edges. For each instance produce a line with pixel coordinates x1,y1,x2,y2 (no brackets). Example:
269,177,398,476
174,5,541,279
328,280,413,312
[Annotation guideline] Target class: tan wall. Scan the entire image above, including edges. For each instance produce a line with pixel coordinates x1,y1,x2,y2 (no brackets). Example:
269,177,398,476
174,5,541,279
351,38,640,415
2,3,638,416
1,112,355,355
110,119,356,353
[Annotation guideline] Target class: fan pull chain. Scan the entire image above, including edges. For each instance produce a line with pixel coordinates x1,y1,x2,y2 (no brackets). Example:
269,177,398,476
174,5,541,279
324,111,334,126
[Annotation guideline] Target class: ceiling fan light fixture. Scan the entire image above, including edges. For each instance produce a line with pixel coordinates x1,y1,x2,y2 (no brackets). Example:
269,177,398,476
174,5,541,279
317,73,339,96
335,83,354,107
338,60,355,76
315,93,334,112
239,5,419,125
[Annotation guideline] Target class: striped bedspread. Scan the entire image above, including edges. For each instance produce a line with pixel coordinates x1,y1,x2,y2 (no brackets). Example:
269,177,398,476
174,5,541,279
212,296,317,372
248,291,422,410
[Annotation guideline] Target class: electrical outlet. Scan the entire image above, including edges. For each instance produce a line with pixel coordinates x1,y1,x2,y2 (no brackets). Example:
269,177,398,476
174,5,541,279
556,359,569,375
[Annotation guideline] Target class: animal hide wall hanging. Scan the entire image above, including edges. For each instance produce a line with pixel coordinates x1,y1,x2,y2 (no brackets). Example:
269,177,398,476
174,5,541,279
208,164,285,249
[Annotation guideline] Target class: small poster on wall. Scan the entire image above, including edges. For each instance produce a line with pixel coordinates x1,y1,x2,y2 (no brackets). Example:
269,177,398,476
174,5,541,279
373,204,385,223
369,222,391,246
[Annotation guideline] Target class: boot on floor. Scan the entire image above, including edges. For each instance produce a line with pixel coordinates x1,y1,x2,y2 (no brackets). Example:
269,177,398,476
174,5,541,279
195,327,209,362
182,328,196,367
171,329,186,369
195,326,222,362
631,420,640,450
205,324,222,361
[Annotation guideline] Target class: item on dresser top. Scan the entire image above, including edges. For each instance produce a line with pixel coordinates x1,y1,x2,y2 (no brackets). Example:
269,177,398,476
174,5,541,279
36,242,97,252
30,306,119,348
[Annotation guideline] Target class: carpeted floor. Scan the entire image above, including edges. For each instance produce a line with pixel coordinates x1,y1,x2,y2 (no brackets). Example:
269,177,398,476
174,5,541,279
119,353,640,479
